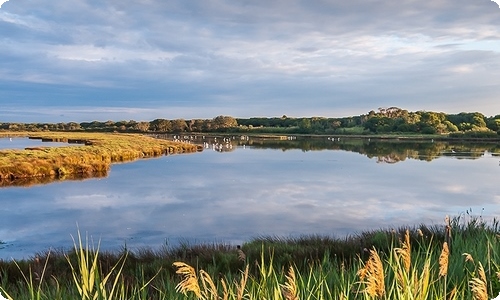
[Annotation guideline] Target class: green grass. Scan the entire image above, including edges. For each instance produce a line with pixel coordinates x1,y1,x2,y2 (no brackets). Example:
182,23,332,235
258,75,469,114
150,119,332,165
0,215,499,299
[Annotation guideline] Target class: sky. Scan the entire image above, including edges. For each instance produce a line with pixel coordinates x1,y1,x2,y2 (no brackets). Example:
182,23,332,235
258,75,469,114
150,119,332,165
0,0,500,123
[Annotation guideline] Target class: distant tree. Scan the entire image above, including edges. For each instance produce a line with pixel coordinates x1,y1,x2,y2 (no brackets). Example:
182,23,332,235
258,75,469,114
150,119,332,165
172,119,188,132
443,121,459,132
298,118,311,132
67,122,81,130
150,119,172,132
190,119,206,132
212,116,238,130
486,118,500,131
134,122,150,132
418,111,446,133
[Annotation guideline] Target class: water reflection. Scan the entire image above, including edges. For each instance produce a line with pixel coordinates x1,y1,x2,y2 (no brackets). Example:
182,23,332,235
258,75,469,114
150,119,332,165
0,172,108,188
158,134,500,162
1,136,499,259
0,137,83,150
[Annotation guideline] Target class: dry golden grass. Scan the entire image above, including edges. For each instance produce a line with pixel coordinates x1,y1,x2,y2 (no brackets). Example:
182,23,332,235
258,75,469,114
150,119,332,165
439,242,449,277
281,266,299,300
0,132,200,184
173,261,249,300
470,262,488,300
173,262,202,298
395,229,411,273
237,246,246,262
357,248,385,298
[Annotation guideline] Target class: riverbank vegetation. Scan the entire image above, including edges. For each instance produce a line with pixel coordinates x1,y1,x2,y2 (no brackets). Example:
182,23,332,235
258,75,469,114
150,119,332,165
0,132,201,185
0,215,498,299
2,107,500,138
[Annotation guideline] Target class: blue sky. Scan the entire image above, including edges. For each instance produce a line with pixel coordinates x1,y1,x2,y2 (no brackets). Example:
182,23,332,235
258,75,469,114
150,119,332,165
1,0,500,122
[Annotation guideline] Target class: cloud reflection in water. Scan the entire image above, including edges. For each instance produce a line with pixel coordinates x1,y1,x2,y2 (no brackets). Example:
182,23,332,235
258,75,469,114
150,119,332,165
0,143,499,259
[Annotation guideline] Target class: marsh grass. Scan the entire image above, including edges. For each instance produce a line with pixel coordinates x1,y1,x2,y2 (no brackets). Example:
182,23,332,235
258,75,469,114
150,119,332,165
1,216,499,299
0,132,201,185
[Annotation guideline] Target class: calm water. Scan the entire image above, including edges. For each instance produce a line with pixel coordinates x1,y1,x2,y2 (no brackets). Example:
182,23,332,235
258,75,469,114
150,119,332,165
0,136,499,259
0,137,83,150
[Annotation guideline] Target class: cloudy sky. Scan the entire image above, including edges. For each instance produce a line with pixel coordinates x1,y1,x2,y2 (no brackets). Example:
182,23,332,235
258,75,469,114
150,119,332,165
1,0,499,122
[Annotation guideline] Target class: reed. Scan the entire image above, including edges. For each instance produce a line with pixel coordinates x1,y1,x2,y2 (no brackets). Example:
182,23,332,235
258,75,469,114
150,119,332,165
0,216,499,299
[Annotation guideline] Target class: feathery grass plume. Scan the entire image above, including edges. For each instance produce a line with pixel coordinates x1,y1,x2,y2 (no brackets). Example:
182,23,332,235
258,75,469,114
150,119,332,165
237,245,246,262
470,262,488,300
463,252,474,264
199,269,218,300
445,215,450,226
395,229,411,273
281,265,299,300
439,242,449,277
357,248,385,298
173,262,201,298
417,228,424,238
235,265,249,300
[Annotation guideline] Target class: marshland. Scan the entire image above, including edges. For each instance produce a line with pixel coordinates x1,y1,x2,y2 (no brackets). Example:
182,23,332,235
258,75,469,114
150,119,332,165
0,132,201,184
0,132,499,299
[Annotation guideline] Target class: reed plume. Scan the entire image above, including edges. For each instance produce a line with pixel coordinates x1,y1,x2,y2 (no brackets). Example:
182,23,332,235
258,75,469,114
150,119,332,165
200,270,218,300
237,245,246,262
470,262,488,300
173,262,201,298
439,242,449,277
357,248,385,298
462,252,474,264
235,265,249,300
395,229,411,273
281,266,299,300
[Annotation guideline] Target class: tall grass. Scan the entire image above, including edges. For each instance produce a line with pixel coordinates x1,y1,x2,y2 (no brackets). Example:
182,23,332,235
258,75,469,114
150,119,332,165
0,216,499,299
65,231,127,300
172,217,500,299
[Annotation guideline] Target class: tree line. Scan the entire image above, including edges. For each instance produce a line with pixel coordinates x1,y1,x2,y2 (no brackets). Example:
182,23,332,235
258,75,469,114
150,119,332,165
2,107,500,137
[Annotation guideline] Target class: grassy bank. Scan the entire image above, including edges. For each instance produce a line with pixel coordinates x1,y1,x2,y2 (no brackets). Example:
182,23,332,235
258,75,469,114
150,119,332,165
0,132,202,185
0,215,499,299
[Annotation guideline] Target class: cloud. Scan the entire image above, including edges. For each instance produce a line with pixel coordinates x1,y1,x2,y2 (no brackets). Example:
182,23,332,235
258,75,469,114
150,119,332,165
1,0,500,122
492,0,500,8
0,0,8,8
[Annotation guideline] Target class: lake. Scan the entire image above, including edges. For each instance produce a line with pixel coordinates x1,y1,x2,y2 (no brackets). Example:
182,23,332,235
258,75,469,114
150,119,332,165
0,136,499,259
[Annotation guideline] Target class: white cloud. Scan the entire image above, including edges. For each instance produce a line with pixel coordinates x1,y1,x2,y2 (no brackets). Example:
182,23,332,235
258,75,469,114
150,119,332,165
0,0,9,8
492,0,500,8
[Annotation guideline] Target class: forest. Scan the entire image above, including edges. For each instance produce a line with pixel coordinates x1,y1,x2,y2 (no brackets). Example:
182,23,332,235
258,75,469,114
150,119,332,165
2,107,500,137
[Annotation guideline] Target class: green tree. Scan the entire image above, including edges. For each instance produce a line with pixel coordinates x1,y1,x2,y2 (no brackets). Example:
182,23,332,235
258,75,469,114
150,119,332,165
212,116,238,130
299,118,312,133
150,119,172,132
